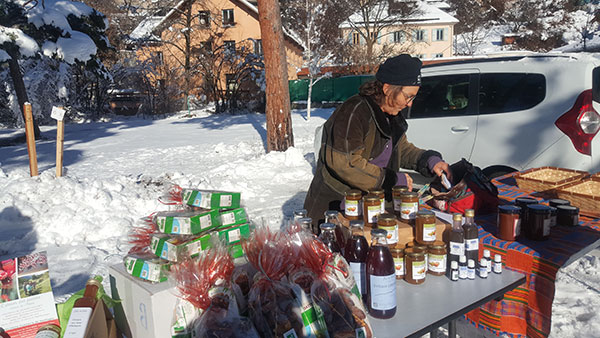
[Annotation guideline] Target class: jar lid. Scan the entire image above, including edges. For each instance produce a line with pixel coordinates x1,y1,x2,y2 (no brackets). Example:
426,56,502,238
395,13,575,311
349,219,364,229
390,247,404,254
404,248,425,258
37,324,61,333
557,205,579,214
369,189,384,195
527,204,551,214
345,189,362,198
416,209,435,217
515,197,537,205
498,205,521,214
392,185,409,193
319,222,335,231
429,241,446,250
411,243,428,253
549,198,570,207
400,191,418,198
378,213,396,222
549,206,557,214
363,195,380,203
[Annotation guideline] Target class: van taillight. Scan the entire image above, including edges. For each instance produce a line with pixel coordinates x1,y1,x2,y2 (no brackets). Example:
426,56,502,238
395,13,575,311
555,90,600,155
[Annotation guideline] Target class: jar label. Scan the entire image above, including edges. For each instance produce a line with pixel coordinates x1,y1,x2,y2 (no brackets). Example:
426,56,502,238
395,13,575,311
379,225,398,244
422,223,436,241
367,205,380,224
550,215,557,227
543,218,551,236
451,269,459,281
393,257,405,276
412,260,426,280
380,198,385,214
350,262,366,296
479,266,488,278
493,262,502,273
400,202,418,220
345,200,360,217
459,265,468,279
428,254,446,273
465,238,478,251
449,241,465,256
369,274,396,310
393,198,401,211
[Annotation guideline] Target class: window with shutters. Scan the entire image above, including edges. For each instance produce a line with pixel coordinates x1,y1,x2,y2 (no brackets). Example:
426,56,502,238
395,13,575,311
352,32,360,45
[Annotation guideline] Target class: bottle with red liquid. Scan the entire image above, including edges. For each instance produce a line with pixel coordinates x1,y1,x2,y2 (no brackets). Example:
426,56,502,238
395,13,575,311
344,219,369,297
462,209,479,263
325,210,348,255
366,229,396,319
318,223,341,253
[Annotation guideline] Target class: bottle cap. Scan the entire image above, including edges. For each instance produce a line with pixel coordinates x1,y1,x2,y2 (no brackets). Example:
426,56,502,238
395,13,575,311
468,259,475,268
459,255,466,263
324,210,339,218
294,209,307,218
86,278,102,288
494,254,502,262
451,260,458,269
483,249,491,258
298,217,312,229
319,222,335,231
453,213,463,222
465,209,475,217
370,228,387,238
349,219,364,229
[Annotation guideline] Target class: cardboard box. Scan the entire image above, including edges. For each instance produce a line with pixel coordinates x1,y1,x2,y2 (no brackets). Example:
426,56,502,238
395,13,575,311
83,301,118,338
181,189,241,210
154,210,220,235
150,234,210,262
218,208,248,228
124,255,170,283
109,263,179,338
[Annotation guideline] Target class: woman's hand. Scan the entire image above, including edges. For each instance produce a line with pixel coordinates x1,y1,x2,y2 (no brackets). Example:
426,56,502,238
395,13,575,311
432,161,452,181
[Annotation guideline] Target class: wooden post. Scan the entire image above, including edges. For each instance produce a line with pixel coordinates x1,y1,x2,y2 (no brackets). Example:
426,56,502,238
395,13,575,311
51,106,66,177
24,102,38,176
56,119,64,177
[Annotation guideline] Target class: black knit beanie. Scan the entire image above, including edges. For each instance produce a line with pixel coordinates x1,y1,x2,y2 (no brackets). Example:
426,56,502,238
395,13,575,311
375,54,422,86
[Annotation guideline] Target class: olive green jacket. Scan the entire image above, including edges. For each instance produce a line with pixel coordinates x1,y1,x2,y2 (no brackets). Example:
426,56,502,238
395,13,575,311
303,94,439,225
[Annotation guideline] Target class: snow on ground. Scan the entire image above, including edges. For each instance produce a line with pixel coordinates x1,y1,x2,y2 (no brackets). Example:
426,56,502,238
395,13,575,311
0,108,598,337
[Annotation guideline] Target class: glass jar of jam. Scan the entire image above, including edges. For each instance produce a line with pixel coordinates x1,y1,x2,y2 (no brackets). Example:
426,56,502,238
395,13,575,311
404,248,426,285
399,191,419,224
497,205,521,241
392,185,409,217
549,198,570,227
377,213,398,245
391,246,405,280
363,194,381,227
345,189,363,220
415,210,436,245
411,242,429,267
427,241,447,276
556,205,579,227
369,189,386,214
515,197,537,235
526,204,551,241
35,324,61,338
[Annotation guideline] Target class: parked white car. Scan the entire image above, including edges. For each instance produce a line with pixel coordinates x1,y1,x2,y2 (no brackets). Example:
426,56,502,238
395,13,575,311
404,53,600,177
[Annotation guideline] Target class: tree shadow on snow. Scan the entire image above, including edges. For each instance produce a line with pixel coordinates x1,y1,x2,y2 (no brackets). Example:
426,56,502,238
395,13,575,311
279,191,308,230
0,207,38,260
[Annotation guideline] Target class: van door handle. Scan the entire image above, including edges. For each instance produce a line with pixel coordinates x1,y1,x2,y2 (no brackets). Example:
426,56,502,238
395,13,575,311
451,126,470,133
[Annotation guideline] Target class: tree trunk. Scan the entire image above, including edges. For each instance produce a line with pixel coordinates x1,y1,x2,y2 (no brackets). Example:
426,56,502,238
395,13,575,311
257,0,294,152
7,53,41,138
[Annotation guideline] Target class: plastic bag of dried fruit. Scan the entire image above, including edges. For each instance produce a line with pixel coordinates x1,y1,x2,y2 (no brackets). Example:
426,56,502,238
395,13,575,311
294,232,373,338
169,243,259,338
243,226,323,338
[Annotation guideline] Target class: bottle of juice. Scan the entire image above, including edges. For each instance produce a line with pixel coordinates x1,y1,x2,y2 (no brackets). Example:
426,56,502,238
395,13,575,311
365,229,396,319
448,213,465,269
344,220,369,297
462,209,479,262
64,279,100,338
318,223,341,253
325,210,347,254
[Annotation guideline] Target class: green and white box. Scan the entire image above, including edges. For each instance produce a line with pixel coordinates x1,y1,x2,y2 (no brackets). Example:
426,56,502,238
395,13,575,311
218,223,251,245
181,189,241,210
151,234,209,262
218,208,248,228
154,210,221,235
124,254,170,283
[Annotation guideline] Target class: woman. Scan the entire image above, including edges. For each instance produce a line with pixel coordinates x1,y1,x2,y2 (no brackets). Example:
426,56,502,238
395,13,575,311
304,54,452,225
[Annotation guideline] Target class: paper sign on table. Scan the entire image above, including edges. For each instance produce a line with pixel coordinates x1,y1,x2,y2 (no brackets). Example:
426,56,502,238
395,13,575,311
0,251,59,337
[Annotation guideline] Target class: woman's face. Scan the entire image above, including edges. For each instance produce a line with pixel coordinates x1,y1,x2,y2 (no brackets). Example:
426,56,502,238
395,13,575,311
380,84,420,116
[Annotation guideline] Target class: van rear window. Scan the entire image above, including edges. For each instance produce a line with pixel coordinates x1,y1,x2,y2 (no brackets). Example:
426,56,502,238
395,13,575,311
479,73,546,114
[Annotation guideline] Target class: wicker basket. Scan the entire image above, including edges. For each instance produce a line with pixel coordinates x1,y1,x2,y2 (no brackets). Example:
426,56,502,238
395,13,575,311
556,176,600,212
514,166,588,194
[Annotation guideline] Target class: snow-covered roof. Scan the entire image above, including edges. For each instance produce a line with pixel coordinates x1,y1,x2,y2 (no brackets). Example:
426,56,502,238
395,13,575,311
340,1,458,29
129,16,163,40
